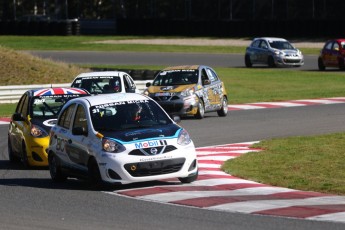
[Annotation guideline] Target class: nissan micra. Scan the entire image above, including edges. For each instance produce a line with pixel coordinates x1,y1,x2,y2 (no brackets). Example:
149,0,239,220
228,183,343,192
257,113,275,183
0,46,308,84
71,71,139,94
47,93,198,185
8,87,89,167
144,65,228,119
245,37,304,68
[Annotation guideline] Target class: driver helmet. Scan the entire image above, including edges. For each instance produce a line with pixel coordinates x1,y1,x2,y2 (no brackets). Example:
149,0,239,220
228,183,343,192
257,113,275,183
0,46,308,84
127,103,142,121
114,80,120,92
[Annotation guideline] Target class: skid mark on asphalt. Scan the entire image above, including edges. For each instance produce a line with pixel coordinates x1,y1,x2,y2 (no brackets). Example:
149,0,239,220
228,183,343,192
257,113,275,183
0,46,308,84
106,142,345,224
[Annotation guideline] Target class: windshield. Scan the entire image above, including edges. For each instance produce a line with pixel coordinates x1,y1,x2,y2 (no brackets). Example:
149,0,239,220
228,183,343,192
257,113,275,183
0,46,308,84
269,41,295,50
152,70,198,86
90,100,172,131
31,95,79,119
72,76,122,94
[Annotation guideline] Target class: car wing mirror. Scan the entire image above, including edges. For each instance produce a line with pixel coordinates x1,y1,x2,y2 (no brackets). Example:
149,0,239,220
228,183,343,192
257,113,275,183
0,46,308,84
203,79,211,85
171,115,181,123
72,127,88,136
146,82,152,87
12,113,25,121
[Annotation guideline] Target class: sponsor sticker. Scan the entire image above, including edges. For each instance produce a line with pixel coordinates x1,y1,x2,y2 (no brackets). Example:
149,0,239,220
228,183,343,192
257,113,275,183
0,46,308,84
139,155,173,162
134,140,167,149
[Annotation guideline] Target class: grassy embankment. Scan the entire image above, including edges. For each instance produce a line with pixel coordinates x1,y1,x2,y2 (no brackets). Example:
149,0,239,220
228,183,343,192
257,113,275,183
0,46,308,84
1,36,345,195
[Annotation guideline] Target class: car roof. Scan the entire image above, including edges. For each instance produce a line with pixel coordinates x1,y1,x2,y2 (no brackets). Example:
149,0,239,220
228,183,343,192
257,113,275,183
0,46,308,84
254,37,288,42
333,38,345,43
162,65,202,71
28,87,89,97
74,71,130,78
73,93,151,107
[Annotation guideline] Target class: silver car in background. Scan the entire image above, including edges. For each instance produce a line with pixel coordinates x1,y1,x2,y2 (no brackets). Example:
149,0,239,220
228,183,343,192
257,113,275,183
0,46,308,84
244,37,304,68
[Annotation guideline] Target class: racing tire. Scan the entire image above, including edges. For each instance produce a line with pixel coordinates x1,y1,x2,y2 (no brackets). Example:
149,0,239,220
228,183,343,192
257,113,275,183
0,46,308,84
21,143,29,168
87,158,103,189
49,153,67,182
268,56,276,68
217,97,228,117
8,138,20,162
194,100,205,119
245,55,252,67
318,57,325,71
179,171,198,183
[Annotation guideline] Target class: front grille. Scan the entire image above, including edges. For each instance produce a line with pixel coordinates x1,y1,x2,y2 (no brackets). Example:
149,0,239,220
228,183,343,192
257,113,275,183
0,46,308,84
161,104,184,113
284,59,301,63
124,158,185,177
129,145,177,156
153,96,181,101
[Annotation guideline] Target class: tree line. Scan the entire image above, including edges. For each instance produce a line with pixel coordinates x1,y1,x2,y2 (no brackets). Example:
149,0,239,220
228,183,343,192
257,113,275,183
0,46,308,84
1,0,344,21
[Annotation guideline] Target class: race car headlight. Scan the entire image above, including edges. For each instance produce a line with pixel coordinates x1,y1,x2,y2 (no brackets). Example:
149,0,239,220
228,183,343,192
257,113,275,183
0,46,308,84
181,88,195,97
102,138,126,153
177,129,191,146
30,124,48,137
274,50,283,56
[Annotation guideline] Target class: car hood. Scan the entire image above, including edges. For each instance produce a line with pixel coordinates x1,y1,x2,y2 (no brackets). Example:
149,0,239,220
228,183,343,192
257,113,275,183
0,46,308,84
31,118,57,133
100,124,181,142
148,84,195,93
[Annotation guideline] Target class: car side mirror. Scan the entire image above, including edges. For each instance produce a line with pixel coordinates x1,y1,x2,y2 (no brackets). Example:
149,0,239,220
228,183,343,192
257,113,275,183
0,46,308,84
12,113,25,121
171,115,181,123
72,127,88,136
146,82,151,87
203,79,211,85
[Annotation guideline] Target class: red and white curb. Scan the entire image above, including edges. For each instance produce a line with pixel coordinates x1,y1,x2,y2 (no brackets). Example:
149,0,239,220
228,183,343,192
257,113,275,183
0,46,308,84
228,97,345,111
0,117,10,125
106,142,345,223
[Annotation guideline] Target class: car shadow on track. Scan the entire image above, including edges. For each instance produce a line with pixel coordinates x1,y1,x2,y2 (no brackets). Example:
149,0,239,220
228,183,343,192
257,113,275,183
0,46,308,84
0,159,48,170
0,159,182,192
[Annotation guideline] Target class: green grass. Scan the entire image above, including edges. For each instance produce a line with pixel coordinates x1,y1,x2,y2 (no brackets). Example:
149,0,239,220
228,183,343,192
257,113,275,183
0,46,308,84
2,65,345,117
1,104,16,117
222,133,345,195
83,64,345,104
216,68,345,104
0,35,320,55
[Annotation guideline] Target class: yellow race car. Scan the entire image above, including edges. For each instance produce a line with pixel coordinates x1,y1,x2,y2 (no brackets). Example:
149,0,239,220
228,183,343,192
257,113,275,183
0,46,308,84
7,87,89,167
144,65,228,119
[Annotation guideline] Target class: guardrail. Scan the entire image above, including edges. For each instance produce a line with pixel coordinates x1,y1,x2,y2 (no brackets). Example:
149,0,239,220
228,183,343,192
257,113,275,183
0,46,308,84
0,80,151,104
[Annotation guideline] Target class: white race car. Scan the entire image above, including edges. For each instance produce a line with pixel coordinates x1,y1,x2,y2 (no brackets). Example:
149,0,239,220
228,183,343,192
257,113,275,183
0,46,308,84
71,71,139,94
47,93,198,185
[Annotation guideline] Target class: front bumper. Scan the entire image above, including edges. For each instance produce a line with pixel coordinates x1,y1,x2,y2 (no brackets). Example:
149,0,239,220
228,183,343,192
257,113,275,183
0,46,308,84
27,136,49,166
151,94,199,116
97,145,198,184
275,56,304,67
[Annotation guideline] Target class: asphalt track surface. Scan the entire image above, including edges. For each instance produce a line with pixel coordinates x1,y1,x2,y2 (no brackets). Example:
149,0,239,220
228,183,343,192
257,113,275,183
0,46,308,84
28,51,318,69
1,102,345,230
1,52,345,230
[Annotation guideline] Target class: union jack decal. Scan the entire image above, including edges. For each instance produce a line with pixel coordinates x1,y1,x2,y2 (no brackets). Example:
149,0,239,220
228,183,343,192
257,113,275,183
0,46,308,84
33,88,88,96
